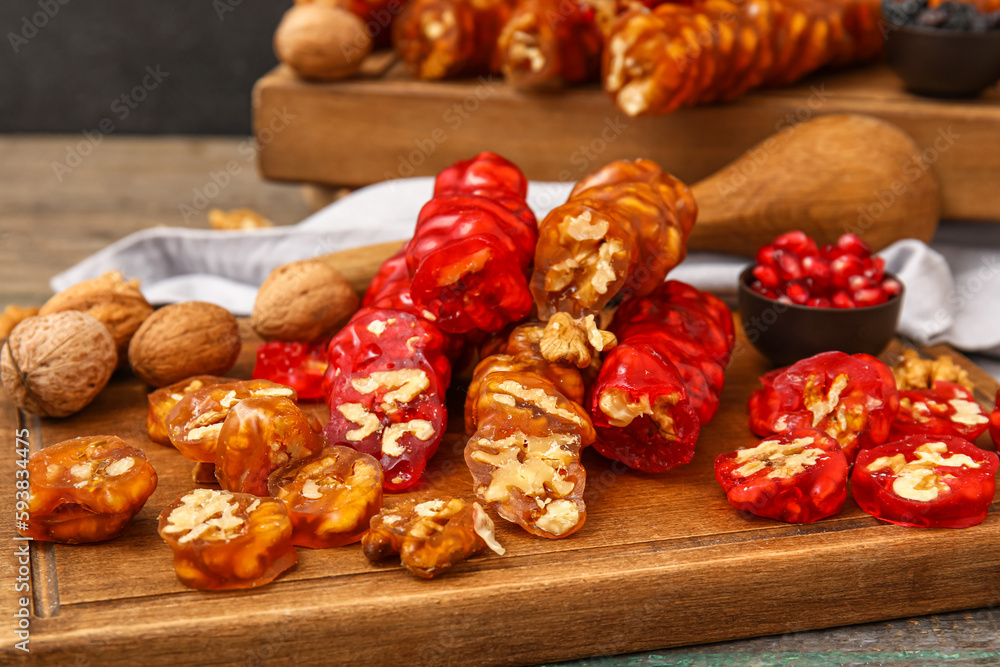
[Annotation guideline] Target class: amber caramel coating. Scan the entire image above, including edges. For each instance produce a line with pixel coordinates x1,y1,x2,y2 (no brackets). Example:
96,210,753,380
22,435,157,543
158,488,297,590
214,396,327,496
393,0,513,79
146,375,236,446
464,322,595,539
166,379,297,463
531,159,695,320
497,0,604,88
362,497,504,578
269,445,384,549
603,0,883,116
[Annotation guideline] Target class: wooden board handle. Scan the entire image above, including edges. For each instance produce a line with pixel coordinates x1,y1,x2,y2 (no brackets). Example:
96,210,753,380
689,114,941,256
315,240,403,293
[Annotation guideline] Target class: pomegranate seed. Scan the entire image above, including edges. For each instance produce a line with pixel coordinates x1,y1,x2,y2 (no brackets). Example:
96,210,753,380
863,257,886,282
853,287,887,307
830,255,864,289
882,278,902,296
832,291,855,308
750,281,778,299
837,233,872,258
801,255,831,283
848,274,875,292
773,231,819,257
804,278,830,299
806,297,831,308
752,264,780,289
774,250,804,281
820,244,841,260
777,295,794,305
756,244,776,267
785,280,810,304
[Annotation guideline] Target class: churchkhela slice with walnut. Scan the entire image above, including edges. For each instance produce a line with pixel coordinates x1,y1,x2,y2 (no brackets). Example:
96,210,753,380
748,351,899,465
20,435,158,544
166,379,298,463
363,497,505,578
465,322,602,538
851,436,998,528
268,445,383,548
715,428,849,523
158,488,297,590
323,309,450,491
214,396,327,496
890,381,990,442
145,375,236,446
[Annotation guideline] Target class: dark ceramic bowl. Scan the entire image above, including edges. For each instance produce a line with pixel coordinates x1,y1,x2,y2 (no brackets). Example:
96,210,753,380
887,26,1000,98
737,267,904,367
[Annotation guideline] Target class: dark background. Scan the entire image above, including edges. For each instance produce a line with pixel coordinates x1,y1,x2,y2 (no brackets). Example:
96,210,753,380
1,1,286,135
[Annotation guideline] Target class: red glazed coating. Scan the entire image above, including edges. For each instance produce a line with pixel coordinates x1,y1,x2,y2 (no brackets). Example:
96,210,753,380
890,381,990,442
748,351,899,464
851,435,998,528
715,428,848,523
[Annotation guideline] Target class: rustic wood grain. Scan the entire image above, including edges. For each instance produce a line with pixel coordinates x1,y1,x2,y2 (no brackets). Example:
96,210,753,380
2,247,998,666
253,62,1000,224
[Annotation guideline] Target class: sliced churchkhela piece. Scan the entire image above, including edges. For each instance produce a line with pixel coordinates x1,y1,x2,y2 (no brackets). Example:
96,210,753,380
465,322,600,539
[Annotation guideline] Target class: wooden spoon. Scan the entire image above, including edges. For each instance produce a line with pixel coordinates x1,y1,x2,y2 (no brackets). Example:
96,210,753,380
689,114,941,255
318,114,941,283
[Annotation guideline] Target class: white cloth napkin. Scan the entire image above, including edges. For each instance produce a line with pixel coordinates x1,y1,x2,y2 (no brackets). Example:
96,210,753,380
52,178,1000,378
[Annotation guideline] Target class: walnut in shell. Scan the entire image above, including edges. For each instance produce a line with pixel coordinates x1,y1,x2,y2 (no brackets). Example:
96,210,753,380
1,311,117,417
251,259,360,342
39,271,153,365
128,302,242,387
274,2,373,81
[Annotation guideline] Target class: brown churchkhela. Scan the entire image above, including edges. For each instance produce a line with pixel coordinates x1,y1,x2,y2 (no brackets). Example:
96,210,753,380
604,0,884,116
530,158,696,324
464,321,600,539
393,0,515,79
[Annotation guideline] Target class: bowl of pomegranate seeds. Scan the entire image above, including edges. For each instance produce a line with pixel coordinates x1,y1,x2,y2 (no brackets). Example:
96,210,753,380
738,231,904,366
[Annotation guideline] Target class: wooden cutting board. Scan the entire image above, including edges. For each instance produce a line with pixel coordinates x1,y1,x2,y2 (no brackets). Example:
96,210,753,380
253,59,1000,221
2,250,999,665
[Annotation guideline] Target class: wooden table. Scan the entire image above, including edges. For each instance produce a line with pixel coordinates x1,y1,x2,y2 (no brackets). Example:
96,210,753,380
2,136,1000,665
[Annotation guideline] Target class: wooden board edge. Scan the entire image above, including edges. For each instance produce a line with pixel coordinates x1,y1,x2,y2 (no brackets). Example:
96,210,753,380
15,515,1000,666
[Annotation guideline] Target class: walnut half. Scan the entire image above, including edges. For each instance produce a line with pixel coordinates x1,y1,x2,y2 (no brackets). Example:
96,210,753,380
538,313,617,369
893,349,972,392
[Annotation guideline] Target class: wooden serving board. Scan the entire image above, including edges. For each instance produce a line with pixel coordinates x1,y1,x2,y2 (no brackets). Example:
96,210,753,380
3,251,1000,665
253,59,1000,221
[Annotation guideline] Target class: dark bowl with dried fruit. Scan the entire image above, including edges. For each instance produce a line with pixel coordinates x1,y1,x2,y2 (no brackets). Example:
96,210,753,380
886,1,1000,98
738,268,904,367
